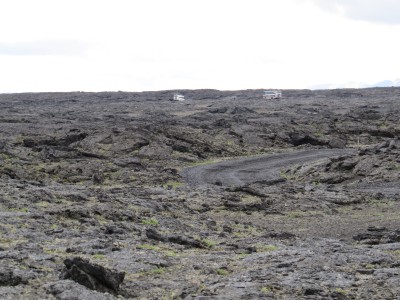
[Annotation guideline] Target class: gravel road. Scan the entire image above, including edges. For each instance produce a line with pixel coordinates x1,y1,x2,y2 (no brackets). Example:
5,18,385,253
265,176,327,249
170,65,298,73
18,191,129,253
182,149,356,187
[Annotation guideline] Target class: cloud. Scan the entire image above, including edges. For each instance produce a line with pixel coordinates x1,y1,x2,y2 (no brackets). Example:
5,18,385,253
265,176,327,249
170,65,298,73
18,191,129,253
312,0,400,24
309,81,369,90
0,39,86,56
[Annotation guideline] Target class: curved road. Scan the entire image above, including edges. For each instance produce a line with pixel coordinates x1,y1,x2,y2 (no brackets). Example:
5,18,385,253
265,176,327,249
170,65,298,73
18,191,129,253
181,149,355,187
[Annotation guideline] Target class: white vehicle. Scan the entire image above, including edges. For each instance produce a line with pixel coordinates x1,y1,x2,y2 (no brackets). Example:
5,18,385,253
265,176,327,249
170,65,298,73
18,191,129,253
173,94,185,101
263,90,282,99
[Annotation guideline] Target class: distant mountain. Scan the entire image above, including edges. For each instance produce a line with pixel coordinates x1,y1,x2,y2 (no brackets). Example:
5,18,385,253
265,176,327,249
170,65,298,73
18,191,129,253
372,79,400,87
311,79,400,90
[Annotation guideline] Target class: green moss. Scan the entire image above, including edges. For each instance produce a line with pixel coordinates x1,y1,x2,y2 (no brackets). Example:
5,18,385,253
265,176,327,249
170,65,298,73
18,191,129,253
367,198,394,208
43,248,67,257
164,250,179,257
333,288,348,295
257,245,278,252
378,120,388,129
312,180,320,186
286,211,305,218
35,201,49,208
226,140,236,146
150,267,165,274
137,244,159,251
232,223,261,237
233,232,247,238
137,244,178,257
9,207,29,213
279,171,295,181
141,217,159,226
161,292,177,300
0,153,13,161
261,287,272,294
163,181,184,189
43,248,57,255
201,239,216,248
216,269,229,276
140,267,166,276
387,250,400,257
92,254,106,260
313,132,322,137
97,143,112,154
95,215,109,226
365,263,377,269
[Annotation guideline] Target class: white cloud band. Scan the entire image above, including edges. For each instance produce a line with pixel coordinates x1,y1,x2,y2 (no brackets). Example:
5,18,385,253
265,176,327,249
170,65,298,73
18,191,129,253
312,0,400,24
0,40,85,56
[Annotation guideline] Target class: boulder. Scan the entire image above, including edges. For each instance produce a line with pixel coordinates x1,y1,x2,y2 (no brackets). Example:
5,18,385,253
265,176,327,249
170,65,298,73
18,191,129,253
45,280,115,300
0,269,24,286
329,136,347,149
389,139,400,150
62,257,125,294
289,133,326,147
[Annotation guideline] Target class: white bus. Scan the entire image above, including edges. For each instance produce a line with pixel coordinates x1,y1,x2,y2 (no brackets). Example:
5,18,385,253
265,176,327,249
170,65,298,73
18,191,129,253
263,90,282,99
173,94,185,101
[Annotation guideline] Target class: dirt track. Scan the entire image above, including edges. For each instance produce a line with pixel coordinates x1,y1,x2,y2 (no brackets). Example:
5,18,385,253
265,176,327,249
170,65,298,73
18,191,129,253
182,149,355,187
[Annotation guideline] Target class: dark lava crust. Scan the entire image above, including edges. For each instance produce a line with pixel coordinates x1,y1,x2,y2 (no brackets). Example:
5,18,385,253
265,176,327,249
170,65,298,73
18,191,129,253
0,88,400,299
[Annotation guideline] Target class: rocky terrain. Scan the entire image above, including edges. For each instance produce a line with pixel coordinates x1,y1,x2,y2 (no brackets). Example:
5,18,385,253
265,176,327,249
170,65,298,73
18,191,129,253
0,87,399,299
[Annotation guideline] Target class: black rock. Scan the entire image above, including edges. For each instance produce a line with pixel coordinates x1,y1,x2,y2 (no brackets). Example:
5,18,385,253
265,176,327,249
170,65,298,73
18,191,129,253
105,225,125,235
146,228,208,248
0,269,23,287
62,257,125,293
146,228,167,242
304,287,323,296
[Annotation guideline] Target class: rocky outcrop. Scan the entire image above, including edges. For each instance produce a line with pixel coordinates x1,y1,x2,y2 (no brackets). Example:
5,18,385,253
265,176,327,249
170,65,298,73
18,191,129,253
45,280,115,300
353,227,400,245
145,228,210,249
62,257,125,294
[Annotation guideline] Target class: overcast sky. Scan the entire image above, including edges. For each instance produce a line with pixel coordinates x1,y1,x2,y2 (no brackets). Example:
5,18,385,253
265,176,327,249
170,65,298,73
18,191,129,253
1,0,400,92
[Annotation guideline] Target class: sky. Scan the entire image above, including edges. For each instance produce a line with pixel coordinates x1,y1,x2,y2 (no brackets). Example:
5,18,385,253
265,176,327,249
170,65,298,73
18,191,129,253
0,0,400,92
